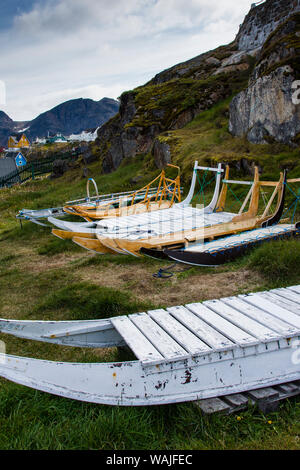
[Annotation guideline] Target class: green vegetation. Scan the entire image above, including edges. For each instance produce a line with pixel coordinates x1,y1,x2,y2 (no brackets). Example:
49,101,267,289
0,88,300,450
127,59,254,131
246,238,300,283
256,12,300,79
37,237,82,256
153,97,300,195
0,383,299,450
35,282,154,321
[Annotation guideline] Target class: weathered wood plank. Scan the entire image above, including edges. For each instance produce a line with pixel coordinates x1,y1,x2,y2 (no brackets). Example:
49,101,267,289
195,397,231,415
271,288,300,306
167,305,235,351
111,316,163,364
276,383,299,394
223,393,249,408
147,309,212,355
129,313,189,361
221,296,297,337
256,291,300,316
240,294,300,328
288,286,300,295
204,299,281,343
195,381,300,415
247,387,280,401
186,303,259,347
247,387,281,413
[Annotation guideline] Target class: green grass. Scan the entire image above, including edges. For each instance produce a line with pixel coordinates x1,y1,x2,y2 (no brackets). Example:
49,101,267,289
0,102,300,450
37,237,83,256
0,382,299,450
246,238,300,284
34,282,154,321
160,98,300,187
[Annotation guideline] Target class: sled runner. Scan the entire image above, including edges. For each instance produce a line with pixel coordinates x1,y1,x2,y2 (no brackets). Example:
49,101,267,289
0,286,299,406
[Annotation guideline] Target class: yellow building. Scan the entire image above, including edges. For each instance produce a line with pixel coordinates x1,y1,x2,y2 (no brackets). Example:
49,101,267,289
7,133,30,150
18,134,30,148
7,136,18,149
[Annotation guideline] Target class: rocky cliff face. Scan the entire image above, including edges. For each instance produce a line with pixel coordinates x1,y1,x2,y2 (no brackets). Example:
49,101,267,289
95,0,300,173
236,0,300,51
230,12,300,144
96,44,255,172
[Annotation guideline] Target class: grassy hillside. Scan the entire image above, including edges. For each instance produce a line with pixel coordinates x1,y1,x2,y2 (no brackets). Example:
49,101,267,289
156,97,300,181
0,125,300,449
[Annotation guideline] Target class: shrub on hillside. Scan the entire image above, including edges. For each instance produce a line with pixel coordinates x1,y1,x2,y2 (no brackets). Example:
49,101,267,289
246,238,300,283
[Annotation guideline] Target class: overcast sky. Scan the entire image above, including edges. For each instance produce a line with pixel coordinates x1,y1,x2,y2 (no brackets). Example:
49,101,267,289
0,0,254,122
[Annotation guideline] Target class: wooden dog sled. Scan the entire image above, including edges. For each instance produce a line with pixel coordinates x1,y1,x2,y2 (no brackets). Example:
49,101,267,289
0,286,299,406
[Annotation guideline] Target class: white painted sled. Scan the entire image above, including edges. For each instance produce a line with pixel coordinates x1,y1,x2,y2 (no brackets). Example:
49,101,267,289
49,162,227,241
0,286,299,406
16,178,162,226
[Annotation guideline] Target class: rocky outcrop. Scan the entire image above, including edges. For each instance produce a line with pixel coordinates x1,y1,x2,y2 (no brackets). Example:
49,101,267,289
230,66,300,144
97,66,251,172
92,0,300,173
50,159,69,179
235,0,300,51
229,13,300,144
152,139,172,169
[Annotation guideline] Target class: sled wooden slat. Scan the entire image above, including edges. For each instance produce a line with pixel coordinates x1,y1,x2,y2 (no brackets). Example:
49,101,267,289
166,305,235,351
129,313,189,361
289,286,300,294
221,296,298,337
271,288,300,305
240,294,300,328
0,285,300,407
185,303,259,346
204,299,283,342
257,291,300,316
111,316,163,364
147,309,212,355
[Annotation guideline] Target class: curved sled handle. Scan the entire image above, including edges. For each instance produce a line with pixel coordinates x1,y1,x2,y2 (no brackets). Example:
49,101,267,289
261,170,287,228
87,178,99,202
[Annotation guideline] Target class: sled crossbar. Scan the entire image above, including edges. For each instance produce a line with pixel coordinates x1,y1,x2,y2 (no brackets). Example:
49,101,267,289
195,166,224,173
222,180,253,186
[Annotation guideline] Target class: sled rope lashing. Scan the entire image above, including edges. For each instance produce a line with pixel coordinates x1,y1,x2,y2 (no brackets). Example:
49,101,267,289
153,262,192,279
158,165,182,206
259,186,270,214
219,178,254,215
193,170,216,208
281,179,300,223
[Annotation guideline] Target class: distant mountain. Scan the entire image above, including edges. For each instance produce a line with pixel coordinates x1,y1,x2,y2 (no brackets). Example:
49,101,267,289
0,111,13,127
0,97,119,146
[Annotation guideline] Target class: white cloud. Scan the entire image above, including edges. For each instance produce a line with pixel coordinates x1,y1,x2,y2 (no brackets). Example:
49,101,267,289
1,0,253,120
